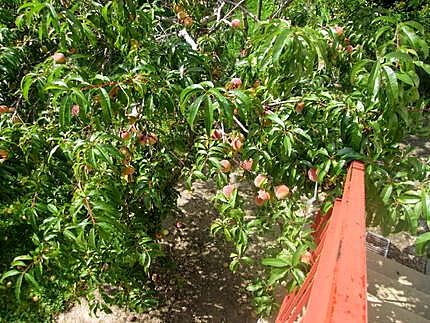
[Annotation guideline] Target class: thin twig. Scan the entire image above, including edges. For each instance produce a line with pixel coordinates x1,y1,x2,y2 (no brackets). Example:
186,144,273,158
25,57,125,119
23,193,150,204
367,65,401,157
233,115,249,133
83,197,96,225
209,0,246,33
270,0,294,19
178,29,199,51
216,1,226,21
224,0,260,22
267,99,297,107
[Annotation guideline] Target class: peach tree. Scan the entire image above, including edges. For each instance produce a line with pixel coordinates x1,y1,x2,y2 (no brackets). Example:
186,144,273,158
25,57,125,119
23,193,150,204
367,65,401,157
0,0,429,320
182,15,430,315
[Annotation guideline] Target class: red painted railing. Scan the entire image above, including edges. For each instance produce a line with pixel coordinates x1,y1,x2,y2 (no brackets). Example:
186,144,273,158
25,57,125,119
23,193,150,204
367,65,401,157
276,161,367,323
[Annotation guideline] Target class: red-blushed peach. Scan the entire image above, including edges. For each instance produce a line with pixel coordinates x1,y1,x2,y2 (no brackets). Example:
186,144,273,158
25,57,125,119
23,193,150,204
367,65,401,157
255,189,270,206
301,251,313,264
254,174,267,188
71,105,80,117
0,150,8,162
295,102,305,113
220,159,232,172
222,184,235,199
230,77,242,89
0,105,14,114
335,26,344,36
138,133,158,145
240,159,253,171
230,19,241,28
275,185,290,200
308,168,318,182
211,129,223,140
52,52,66,64
122,166,135,176
230,137,242,152
120,131,130,140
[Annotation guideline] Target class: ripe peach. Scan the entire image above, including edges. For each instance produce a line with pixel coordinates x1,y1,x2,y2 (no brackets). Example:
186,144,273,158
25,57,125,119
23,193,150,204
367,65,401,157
183,17,193,27
240,159,253,171
335,26,344,36
211,129,223,140
0,150,8,161
52,52,66,64
0,105,14,114
109,86,119,98
275,185,290,200
300,251,312,264
220,159,232,172
138,133,157,145
222,184,235,199
254,174,267,188
122,166,135,176
295,102,305,113
146,133,157,145
230,137,242,152
120,131,130,140
71,105,80,117
230,19,241,28
230,77,242,89
308,168,318,182
255,189,270,206
345,45,353,54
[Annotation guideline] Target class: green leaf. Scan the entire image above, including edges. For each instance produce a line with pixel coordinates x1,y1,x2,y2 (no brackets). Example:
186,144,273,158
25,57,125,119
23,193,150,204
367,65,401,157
208,88,232,126
261,257,289,267
272,28,291,64
21,74,35,101
400,25,420,52
414,61,430,75
15,274,23,301
422,193,430,220
382,65,399,105
59,98,72,127
416,232,430,256
384,51,413,64
374,26,392,44
266,112,284,127
381,185,393,204
24,273,40,290
13,255,32,261
267,268,288,285
98,88,112,124
186,94,205,130
396,72,414,86
204,97,214,135
368,61,381,102
180,84,205,110
283,135,292,157
0,270,20,283
397,195,420,204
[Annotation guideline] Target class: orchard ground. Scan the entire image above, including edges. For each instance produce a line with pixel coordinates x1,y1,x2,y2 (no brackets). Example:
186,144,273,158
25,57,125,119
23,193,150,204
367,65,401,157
59,181,259,323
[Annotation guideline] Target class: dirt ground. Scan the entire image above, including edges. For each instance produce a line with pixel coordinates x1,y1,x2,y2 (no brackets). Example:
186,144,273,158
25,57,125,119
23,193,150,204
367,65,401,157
58,181,258,323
